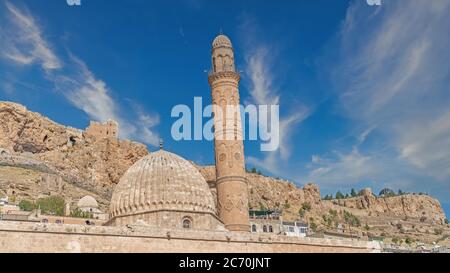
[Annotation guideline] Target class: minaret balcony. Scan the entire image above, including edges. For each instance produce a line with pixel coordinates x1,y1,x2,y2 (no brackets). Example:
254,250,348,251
208,66,240,84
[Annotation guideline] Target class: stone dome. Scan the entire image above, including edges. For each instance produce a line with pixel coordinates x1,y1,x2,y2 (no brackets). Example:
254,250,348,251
212,34,233,48
110,150,217,219
77,195,98,209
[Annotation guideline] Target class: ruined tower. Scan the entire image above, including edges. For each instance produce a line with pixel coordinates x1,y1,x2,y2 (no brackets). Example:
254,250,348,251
208,34,250,232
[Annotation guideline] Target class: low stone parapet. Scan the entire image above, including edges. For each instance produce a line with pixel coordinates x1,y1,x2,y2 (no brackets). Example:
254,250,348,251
0,221,381,253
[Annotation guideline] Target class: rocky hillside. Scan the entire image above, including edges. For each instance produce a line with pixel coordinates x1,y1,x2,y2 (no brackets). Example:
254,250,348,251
0,102,148,194
0,101,148,203
1,101,449,245
196,164,449,244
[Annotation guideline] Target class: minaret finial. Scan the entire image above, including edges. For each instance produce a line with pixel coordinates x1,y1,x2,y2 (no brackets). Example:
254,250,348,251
159,138,164,150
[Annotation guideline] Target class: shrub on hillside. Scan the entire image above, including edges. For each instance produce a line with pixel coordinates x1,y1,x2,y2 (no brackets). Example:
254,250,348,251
405,237,414,245
343,211,361,227
329,209,338,218
283,200,291,209
301,202,312,212
298,208,306,218
309,221,317,232
434,229,443,235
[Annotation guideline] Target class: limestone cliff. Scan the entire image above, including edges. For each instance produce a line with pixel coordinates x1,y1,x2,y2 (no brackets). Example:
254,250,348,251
327,189,445,224
195,164,446,222
0,101,148,200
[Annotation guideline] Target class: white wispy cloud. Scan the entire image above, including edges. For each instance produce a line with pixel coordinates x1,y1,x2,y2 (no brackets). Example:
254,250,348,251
0,1,160,147
305,126,378,187
306,148,375,186
244,43,310,174
1,1,61,71
62,55,118,123
247,107,309,174
246,47,280,106
310,0,450,198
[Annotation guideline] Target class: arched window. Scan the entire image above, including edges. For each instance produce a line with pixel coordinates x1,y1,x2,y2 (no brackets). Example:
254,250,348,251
269,226,273,233
263,225,267,233
182,217,192,229
252,224,257,232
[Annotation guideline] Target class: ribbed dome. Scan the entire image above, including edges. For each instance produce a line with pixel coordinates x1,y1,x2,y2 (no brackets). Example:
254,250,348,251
110,150,216,219
212,34,232,48
77,195,98,209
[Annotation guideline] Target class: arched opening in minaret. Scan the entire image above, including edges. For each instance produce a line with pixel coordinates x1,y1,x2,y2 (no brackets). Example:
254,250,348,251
182,217,192,229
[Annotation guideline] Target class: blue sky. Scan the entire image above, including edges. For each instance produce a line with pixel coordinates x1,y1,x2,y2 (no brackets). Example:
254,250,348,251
0,0,449,217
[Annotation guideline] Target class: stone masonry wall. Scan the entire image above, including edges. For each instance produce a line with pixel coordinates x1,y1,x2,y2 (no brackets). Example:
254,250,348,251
84,120,118,140
0,221,381,253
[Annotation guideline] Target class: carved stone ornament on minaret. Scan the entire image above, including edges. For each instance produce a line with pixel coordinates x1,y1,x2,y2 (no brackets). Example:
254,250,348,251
208,34,250,232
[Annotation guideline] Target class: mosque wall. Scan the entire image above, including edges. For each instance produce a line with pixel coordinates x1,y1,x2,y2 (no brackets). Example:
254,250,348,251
108,210,223,230
0,222,381,253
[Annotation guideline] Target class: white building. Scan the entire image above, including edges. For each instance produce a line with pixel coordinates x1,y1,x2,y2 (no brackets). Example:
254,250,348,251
248,210,309,238
0,196,9,206
281,221,309,238
249,210,283,234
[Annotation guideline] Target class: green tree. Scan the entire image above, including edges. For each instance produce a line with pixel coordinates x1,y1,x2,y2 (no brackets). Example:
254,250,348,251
322,195,332,200
36,196,65,216
335,191,345,200
70,209,93,219
251,167,257,174
398,189,404,195
19,200,36,211
350,188,357,197
379,188,396,197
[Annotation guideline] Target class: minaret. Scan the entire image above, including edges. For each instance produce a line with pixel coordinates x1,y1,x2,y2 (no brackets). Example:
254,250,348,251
208,34,250,232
